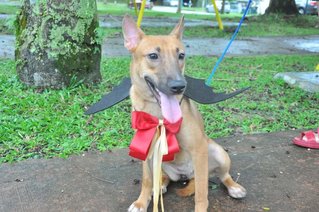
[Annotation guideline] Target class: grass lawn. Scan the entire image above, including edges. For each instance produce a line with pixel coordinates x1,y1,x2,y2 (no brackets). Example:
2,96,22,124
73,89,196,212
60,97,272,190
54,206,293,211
0,4,19,14
0,2,318,163
102,13,319,38
1,55,318,163
73,2,319,38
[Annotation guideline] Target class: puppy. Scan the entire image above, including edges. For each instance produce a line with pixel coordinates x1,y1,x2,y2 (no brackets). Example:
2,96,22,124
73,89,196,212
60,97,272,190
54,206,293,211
122,15,246,212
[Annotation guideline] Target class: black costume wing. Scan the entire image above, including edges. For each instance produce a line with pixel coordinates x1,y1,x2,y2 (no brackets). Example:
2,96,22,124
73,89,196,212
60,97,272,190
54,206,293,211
85,77,131,115
85,75,249,115
184,75,249,104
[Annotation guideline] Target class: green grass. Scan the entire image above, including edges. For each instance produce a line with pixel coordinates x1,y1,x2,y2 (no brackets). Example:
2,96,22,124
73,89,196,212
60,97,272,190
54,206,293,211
0,2,318,163
0,59,131,163
96,2,214,20
1,55,319,163
0,4,19,14
96,3,319,38
132,14,319,38
99,14,319,40
0,16,15,34
238,14,319,37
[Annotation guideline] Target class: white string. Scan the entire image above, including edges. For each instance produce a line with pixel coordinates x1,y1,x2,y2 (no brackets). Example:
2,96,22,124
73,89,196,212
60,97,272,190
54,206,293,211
150,120,167,212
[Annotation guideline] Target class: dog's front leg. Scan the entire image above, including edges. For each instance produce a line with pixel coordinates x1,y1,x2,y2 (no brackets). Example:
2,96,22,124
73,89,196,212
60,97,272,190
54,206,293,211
191,138,209,212
129,161,152,212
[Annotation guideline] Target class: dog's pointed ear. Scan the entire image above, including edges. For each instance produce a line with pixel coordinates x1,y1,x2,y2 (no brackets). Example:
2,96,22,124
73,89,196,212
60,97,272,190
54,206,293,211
170,16,184,40
122,15,145,52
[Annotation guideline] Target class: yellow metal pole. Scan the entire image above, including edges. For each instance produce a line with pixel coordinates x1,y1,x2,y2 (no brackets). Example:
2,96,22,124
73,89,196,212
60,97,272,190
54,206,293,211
137,0,146,27
211,0,224,30
133,0,138,16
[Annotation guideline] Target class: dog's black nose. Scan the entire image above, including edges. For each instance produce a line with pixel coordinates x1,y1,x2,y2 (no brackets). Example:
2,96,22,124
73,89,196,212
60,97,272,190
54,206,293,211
168,80,186,94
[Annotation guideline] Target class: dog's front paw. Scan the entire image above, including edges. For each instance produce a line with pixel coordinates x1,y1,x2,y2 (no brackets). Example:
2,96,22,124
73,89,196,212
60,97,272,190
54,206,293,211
195,201,209,212
161,185,168,194
152,185,168,196
128,202,146,212
227,184,247,199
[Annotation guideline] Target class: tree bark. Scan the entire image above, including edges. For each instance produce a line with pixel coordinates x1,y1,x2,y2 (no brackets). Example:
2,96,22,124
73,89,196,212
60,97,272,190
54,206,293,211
177,0,182,13
221,0,225,14
265,0,299,15
15,0,102,89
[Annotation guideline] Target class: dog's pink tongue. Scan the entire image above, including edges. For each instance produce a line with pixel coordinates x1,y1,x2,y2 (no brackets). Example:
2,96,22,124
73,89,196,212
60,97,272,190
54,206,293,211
159,91,182,123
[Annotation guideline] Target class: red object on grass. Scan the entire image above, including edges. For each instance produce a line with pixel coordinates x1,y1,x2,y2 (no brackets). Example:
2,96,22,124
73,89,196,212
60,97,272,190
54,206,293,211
293,128,319,149
129,111,182,161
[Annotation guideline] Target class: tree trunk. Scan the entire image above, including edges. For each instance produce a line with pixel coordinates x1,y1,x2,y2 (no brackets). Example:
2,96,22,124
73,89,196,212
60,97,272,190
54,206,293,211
177,0,182,13
265,0,299,15
15,0,102,89
221,0,225,14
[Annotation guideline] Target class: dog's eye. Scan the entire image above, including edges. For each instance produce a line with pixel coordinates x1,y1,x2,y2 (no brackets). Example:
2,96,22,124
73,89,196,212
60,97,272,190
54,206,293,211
148,53,158,60
179,53,185,60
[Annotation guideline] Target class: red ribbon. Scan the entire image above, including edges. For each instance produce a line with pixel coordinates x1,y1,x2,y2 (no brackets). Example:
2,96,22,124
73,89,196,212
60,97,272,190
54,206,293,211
129,111,182,161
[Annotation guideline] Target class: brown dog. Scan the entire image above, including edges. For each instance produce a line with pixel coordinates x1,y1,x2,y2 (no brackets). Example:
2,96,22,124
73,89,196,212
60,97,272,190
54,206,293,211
123,15,246,212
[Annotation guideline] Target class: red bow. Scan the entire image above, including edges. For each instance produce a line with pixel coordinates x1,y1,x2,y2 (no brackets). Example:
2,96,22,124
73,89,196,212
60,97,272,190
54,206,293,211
129,111,182,161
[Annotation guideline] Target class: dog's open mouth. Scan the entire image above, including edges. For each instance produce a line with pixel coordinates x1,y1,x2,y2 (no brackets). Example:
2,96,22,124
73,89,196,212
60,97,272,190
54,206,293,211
144,76,182,123
145,76,161,105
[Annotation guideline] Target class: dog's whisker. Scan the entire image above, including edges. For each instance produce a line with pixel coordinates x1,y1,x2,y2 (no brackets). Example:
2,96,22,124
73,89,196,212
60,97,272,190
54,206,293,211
235,172,241,183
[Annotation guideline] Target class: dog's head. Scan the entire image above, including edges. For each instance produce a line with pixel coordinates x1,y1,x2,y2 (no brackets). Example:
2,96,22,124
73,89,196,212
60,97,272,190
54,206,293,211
122,15,187,106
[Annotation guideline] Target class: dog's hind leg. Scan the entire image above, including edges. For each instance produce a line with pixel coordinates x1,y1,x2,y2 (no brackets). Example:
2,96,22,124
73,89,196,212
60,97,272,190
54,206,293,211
208,141,247,199
220,173,246,199
176,178,195,197
128,161,153,212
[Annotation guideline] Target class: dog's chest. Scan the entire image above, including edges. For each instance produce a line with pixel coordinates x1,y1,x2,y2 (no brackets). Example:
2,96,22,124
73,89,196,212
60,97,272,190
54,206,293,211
162,158,194,181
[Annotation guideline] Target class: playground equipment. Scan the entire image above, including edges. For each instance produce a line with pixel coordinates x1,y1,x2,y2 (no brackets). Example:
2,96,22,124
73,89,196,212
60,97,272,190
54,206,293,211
211,0,224,30
133,0,224,29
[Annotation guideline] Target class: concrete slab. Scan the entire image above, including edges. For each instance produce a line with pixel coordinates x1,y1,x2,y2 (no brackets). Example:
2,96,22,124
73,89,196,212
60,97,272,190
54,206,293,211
1,35,319,59
275,72,319,93
1,130,318,211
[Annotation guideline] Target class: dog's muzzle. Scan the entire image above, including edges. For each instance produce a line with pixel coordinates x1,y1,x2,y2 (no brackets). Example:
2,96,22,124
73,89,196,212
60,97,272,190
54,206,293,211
168,79,186,94
144,76,187,107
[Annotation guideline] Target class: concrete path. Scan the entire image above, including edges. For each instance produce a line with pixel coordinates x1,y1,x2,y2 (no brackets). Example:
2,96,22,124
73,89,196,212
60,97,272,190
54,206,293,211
1,130,318,211
1,13,318,58
1,34,319,59
102,35,319,57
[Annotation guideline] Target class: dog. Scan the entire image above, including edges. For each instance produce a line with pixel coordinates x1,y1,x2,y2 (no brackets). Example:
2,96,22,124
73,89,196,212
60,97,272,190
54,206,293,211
122,15,246,212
